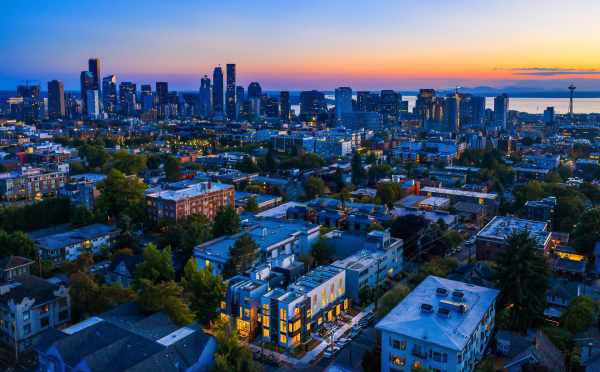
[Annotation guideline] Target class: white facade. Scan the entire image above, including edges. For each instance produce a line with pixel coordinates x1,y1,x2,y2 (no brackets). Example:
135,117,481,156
377,276,498,372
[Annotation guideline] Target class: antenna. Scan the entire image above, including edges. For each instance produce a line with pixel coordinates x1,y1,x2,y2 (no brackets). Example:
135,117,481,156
568,83,576,118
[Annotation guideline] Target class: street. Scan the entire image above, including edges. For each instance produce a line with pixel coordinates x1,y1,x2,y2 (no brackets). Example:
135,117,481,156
314,326,377,371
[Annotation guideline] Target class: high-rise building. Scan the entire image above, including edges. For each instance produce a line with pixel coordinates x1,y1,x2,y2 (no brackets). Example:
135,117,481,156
334,87,353,123
226,64,236,120
235,86,244,119
356,91,370,112
445,93,461,133
156,82,169,119
141,84,154,113
494,94,509,129
247,82,262,118
88,58,101,91
280,91,291,121
415,89,436,121
86,90,100,120
380,90,401,124
102,75,117,114
80,71,94,116
47,80,65,119
543,106,555,125
119,82,137,116
198,75,211,118
17,83,43,123
299,90,326,122
263,96,279,118
212,66,224,116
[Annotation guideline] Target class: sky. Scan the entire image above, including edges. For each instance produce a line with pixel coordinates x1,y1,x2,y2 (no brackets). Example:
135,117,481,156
2,0,600,91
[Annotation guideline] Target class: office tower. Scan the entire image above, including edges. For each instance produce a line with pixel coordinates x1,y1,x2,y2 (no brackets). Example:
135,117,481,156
299,90,326,121
119,82,137,116
415,89,436,121
17,83,42,123
247,82,262,117
86,90,100,119
88,58,101,91
102,75,117,114
235,86,244,118
380,90,400,124
445,93,461,133
280,91,291,121
141,84,154,113
543,106,555,124
263,96,279,118
470,95,486,126
494,93,509,129
356,91,370,112
168,91,179,118
155,82,169,119
80,71,94,115
47,80,65,119
212,66,224,116
198,75,211,118
334,87,353,123
226,64,236,120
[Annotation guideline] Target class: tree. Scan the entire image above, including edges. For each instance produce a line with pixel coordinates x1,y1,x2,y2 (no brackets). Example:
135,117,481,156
573,208,600,255
222,235,258,278
376,182,405,207
70,205,96,227
368,163,392,184
147,154,162,170
561,296,598,334
111,150,147,175
213,206,241,237
351,153,366,186
69,272,136,321
377,285,410,317
389,215,429,258
160,215,212,260
80,142,110,169
303,176,326,200
244,196,259,212
0,230,37,259
311,238,335,265
135,244,175,285
136,279,194,325
96,169,147,223
494,231,550,331
182,259,226,325
164,155,181,182
212,318,261,372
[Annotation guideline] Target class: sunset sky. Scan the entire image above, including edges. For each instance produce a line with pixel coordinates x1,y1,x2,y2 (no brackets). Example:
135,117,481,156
2,0,600,90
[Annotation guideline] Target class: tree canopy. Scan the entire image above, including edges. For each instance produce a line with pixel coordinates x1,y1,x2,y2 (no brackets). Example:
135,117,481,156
213,206,241,237
182,259,226,326
222,235,259,278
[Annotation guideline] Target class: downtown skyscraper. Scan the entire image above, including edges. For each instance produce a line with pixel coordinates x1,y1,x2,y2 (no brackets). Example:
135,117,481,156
156,81,169,119
212,66,224,117
47,80,65,119
102,75,117,114
280,91,291,122
494,93,509,129
334,87,353,123
198,75,211,118
225,64,236,120
80,70,94,116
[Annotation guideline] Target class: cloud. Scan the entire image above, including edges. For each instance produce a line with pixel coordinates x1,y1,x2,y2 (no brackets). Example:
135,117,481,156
499,67,600,76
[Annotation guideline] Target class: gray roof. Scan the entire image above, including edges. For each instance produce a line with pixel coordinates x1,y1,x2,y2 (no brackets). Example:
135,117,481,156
35,224,118,250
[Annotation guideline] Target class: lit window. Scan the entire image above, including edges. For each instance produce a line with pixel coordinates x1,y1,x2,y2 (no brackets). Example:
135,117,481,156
280,334,287,344
263,328,270,337
294,307,300,316
262,315,269,325
390,355,406,366
280,308,287,321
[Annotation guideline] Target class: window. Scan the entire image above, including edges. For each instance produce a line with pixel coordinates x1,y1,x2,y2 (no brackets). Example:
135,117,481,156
392,339,407,350
294,307,300,317
390,354,406,366
263,328,270,338
280,334,287,344
23,311,30,321
262,315,269,325
433,352,442,362
280,308,287,321
280,320,286,331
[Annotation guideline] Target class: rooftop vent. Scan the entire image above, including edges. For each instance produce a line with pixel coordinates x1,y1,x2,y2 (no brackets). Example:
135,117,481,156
436,287,448,297
440,299,469,314
437,307,451,318
452,290,465,301
420,303,434,313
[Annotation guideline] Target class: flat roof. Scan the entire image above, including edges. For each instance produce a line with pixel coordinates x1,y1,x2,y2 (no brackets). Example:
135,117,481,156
476,216,550,247
421,186,497,200
35,224,118,250
146,181,233,201
376,276,499,351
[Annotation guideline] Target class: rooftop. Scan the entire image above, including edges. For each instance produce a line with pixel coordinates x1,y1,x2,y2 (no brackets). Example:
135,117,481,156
476,216,550,248
376,276,499,351
35,224,118,250
421,186,497,200
146,181,233,202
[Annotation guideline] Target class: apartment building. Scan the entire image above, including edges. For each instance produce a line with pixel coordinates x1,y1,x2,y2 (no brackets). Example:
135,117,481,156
0,166,67,200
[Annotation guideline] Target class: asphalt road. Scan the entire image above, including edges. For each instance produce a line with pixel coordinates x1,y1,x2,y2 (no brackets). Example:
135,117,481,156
314,326,377,371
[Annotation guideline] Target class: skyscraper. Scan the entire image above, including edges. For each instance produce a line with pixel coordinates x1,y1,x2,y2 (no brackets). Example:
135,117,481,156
280,91,290,121
263,96,279,118
212,66,224,116
102,75,117,114
299,90,326,122
156,82,169,119
141,84,154,113
543,106,555,125
88,58,101,111
356,91,370,112
226,64,236,120
86,90,100,120
47,80,65,119
198,75,211,118
235,86,244,119
445,93,461,133
334,87,353,123
247,82,262,117
380,90,400,124
494,94,509,129
80,71,94,116
119,82,137,116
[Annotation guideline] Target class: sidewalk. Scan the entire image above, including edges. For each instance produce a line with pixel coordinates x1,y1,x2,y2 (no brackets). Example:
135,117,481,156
247,304,375,367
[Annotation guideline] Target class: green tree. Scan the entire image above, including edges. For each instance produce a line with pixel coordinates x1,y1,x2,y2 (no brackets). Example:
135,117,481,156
80,142,110,169
70,206,96,227
351,153,366,186
213,206,241,237
0,230,37,259
111,150,147,175
164,155,181,182
136,279,194,325
303,176,326,200
135,244,175,285
494,231,550,331
69,272,136,321
561,296,598,334
96,169,147,223
573,208,600,255
244,196,259,212
160,215,212,260
222,235,259,278
376,182,406,207
311,238,335,265
368,163,392,184
146,154,162,170
182,259,226,326
377,285,410,317
212,319,261,372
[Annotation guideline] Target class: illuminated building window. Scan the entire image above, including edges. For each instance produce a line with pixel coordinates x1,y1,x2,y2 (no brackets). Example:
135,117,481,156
343,299,349,310
280,334,287,344
263,328,270,338
293,319,301,331
307,308,312,318
220,301,226,310
336,304,340,315
294,307,300,317
280,320,286,331
390,355,406,366
262,304,269,315
292,334,300,345
307,323,312,331
262,315,269,325
318,317,323,325
288,322,293,332
280,308,287,321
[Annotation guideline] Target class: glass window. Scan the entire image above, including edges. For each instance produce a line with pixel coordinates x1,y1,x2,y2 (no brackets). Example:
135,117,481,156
23,311,30,321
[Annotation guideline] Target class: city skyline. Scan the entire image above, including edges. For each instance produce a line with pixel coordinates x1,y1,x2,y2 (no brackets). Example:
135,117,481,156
2,0,600,91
